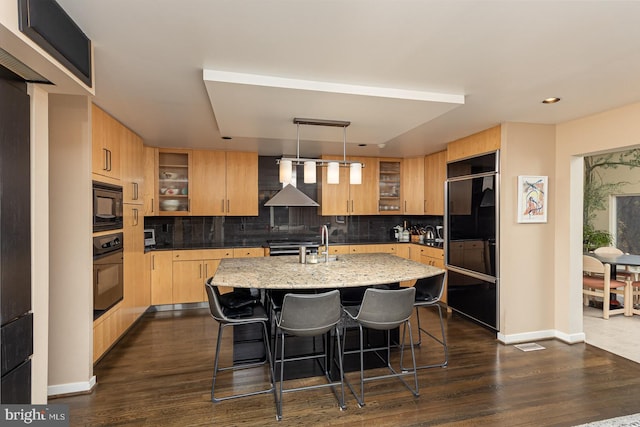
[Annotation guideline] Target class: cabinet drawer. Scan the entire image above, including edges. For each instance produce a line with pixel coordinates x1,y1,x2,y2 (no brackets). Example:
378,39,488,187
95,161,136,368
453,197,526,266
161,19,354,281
420,246,444,259
233,247,265,258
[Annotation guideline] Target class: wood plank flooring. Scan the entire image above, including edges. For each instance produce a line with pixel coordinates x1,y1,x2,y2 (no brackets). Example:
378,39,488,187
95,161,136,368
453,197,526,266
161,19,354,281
54,307,640,426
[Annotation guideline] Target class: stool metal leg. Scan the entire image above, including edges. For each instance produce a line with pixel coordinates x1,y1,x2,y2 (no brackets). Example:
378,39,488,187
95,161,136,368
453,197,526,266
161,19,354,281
404,303,448,370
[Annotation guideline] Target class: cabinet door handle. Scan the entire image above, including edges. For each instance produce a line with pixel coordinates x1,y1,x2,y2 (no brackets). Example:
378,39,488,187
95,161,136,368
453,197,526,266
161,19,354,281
404,200,407,211
227,200,230,213
424,200,427,213
152,255,155,270
134,208,139,226
151,198,154,213
351,200,354,212
133,182,139,200
199,264,202,279
106,149,112,171
204,264,208,277
346,200,349,213
221,199,225,212
103,148,109,171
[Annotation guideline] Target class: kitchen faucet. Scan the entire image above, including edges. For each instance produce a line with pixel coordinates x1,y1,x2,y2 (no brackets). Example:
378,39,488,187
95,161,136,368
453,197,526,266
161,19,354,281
320,224,329,263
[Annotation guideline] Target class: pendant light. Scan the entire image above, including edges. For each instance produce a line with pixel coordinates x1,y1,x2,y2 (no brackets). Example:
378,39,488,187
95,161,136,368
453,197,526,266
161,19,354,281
276,118,364,186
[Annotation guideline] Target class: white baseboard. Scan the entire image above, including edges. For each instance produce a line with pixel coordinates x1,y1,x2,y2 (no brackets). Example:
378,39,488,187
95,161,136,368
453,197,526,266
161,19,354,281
48,375,96,397
498,329,586,345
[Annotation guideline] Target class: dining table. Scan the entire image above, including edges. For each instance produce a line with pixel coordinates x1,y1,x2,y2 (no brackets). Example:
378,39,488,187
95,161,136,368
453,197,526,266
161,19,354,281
586,252,640,315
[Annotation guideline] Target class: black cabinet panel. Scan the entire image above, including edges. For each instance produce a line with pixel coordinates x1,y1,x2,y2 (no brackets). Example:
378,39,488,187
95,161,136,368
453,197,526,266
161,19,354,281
1,314,33,375
0,77,31,325
1,360,31,404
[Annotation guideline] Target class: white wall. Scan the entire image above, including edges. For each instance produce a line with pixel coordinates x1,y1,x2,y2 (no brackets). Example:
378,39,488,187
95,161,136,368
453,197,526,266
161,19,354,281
555,102,640,337
47,95,94,395
29,84,50,403
498,123,556,341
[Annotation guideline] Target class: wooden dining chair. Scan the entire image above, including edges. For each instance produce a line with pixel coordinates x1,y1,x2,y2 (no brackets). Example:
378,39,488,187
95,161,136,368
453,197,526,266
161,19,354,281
593,246,639,282
582,254,631,319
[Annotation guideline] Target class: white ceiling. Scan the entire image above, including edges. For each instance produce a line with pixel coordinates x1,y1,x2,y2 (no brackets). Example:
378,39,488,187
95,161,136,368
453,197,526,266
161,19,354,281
56,0,640,158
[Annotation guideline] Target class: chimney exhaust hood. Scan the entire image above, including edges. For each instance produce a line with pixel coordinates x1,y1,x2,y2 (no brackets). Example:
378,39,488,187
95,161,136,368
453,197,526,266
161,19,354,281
264,184,319,207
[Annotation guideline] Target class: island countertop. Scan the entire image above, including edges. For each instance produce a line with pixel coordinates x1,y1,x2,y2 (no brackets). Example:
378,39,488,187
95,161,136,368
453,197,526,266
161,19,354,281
210,253,444,289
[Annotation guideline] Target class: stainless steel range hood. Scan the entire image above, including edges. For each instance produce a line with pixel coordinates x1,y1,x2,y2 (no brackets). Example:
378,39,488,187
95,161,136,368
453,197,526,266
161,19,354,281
264,184,319,207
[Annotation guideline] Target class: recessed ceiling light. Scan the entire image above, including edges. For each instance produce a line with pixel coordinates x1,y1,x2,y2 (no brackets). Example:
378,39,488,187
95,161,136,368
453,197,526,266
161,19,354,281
542,97,561,104
222,136,232,140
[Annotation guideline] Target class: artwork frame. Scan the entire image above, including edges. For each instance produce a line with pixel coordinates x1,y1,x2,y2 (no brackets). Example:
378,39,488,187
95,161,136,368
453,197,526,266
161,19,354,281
517,175,548,223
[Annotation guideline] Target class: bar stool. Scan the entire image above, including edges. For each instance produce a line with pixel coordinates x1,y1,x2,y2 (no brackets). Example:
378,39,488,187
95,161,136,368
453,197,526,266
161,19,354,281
274,289,345,420
342,287,418,407
403,272,448,370
204,279,276,404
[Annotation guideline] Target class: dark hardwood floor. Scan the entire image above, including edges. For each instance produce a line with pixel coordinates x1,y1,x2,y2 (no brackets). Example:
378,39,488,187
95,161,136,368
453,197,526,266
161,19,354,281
55,307,640,426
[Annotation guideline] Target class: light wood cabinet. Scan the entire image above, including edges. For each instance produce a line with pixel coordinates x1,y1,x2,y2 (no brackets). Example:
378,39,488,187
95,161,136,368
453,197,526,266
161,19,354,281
157,149,191,215
91,104,121,181
424,150,446,215
121,128,144,205
122,204,145,327
318,156,378,216
402,157,425,214
226,151,259,216
350,243,398,255
447,125,501,162
93,302,123,363
192,150,226,215
150,251,174,305
379,159,402,214
142,146,156,216
317,156,379,215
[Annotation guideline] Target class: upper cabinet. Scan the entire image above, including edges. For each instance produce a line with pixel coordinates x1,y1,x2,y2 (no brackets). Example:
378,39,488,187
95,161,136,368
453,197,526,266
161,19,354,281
378,159,402,214
91,104,121,181
142,146,157,216
157,149,192,215
192,150,258,216
402,157,425,214
147,149,258,216
121,127,144,205
318,156,378,216
424,150,446,215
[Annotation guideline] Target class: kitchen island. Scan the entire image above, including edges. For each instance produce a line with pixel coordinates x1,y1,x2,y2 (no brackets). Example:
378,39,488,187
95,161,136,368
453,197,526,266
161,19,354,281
210,253,444,289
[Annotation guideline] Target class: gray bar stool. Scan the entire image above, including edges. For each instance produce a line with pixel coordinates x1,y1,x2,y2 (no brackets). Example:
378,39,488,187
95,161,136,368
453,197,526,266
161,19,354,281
275,289,345,421
204,279,276,406
403,272,448,370
342,287,419,407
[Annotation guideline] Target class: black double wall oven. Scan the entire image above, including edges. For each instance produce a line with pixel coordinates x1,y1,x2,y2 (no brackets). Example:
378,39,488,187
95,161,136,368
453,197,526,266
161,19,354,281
445,151,499,331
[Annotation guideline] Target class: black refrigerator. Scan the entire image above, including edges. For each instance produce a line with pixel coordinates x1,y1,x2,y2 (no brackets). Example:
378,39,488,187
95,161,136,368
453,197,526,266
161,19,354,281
0,71,32,403
445,151,499,331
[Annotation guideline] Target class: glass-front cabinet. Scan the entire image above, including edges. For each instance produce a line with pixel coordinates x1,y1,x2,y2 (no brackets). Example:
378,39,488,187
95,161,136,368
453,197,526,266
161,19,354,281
157,149,191,214
378,159,402,213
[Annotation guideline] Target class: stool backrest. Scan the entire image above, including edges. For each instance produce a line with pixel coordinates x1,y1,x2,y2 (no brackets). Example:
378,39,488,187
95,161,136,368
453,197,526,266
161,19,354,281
355,287,416,330
278,290,341,337
414,272,446,302
205,279,228,322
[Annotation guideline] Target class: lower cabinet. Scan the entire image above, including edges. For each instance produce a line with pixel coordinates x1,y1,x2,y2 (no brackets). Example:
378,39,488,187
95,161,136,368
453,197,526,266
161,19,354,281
93,303,123,363
149,248,265,305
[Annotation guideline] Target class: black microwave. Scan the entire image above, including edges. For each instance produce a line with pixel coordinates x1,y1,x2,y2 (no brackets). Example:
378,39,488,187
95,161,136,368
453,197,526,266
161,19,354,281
93,181,123,231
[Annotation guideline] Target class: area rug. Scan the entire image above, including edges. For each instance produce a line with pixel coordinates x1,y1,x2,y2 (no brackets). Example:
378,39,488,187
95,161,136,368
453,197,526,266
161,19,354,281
575,413,640,426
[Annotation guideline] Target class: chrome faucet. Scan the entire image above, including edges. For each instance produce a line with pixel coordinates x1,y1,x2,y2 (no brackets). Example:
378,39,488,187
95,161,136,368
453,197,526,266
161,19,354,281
320,224,329,263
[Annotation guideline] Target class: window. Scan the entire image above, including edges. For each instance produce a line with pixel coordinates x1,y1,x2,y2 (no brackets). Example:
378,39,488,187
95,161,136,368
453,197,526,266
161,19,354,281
614,195,640,253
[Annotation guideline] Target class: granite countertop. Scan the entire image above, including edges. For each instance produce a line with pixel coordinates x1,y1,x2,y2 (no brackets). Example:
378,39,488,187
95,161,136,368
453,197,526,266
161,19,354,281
210,253,444,289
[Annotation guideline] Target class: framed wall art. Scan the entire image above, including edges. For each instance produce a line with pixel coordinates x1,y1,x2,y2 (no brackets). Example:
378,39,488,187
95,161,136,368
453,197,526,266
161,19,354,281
517,175,548,223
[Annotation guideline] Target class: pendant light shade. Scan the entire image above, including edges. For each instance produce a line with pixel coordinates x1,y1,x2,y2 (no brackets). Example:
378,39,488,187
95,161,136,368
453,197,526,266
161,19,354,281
279,159,292,184
350,162,362,185
304,160,316,183
327,162,340,184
